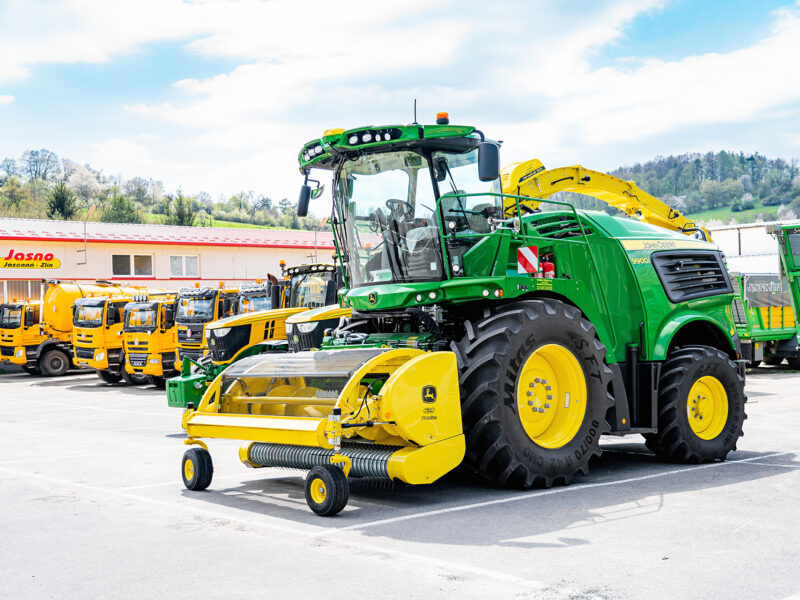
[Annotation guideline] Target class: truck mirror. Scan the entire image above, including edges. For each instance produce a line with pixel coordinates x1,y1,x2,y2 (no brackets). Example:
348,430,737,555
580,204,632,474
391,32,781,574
106,307,116,327
298,185,311,217
270,283,281,309
478,142,500,182
24,308,35,328
324,279,337,306
165,306,174,326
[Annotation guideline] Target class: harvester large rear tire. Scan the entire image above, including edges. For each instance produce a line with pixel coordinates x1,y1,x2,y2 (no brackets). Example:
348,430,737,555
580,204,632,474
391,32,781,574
453,299,614,489
39,349,70,377
97,370,123,384
305,465,349,516
644,346,745,463
182,447,213,491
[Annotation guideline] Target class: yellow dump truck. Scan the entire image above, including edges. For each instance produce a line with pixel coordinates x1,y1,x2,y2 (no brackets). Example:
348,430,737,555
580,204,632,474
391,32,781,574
122,293,179,388
0,280,138,376
72,287,164,384
174,284,239,363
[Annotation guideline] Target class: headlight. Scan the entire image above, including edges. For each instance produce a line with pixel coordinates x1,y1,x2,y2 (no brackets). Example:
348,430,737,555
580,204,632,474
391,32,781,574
15,349,23,358
96,352,105,361
148,358,160,364
213,327,231,337
296,322,318,334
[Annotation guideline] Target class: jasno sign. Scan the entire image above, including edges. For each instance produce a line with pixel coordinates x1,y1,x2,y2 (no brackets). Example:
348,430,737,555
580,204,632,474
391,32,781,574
2,249,61,269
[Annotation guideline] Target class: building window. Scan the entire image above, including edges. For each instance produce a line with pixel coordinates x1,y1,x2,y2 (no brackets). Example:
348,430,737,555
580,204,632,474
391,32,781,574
112,254,153,277
169,255,199,278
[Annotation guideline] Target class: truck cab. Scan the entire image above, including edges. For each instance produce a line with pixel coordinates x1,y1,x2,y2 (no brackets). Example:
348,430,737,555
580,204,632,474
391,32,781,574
0,301,46,373
174,285,239,362
236,281,277,314
72,293,151,384
123,294,178,387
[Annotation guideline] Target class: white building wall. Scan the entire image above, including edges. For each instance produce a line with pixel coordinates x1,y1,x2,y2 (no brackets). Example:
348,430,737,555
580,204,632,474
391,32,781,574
1,238,331,301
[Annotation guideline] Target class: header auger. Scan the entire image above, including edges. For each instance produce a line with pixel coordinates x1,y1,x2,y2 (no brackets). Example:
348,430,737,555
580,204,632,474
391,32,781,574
180,116,745,516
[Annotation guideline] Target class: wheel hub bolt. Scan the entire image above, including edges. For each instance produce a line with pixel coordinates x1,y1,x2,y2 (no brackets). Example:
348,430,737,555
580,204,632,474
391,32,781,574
544,403,551,408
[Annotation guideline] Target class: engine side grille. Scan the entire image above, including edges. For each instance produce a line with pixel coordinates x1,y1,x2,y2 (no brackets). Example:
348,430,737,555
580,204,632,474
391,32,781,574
128,353,148,367
731,298,747,326
652,251,733,303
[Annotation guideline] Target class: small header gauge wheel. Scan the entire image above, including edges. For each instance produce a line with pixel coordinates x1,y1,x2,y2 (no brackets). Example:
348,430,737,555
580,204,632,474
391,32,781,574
182,447,213,491
305,465,349,516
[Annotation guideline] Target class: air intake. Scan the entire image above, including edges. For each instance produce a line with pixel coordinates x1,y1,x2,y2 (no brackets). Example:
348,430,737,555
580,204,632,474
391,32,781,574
652,251,733,303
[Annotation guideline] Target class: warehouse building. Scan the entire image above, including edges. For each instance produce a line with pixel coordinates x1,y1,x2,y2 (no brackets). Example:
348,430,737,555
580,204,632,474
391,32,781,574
0,217,335,302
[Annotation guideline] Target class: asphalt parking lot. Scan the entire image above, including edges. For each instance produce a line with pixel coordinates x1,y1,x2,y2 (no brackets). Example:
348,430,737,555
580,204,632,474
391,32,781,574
1,367,798,600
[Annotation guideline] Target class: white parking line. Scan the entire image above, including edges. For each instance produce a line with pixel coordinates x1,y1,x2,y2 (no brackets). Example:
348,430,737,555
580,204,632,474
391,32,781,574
735,461,800,469
336,450,800,532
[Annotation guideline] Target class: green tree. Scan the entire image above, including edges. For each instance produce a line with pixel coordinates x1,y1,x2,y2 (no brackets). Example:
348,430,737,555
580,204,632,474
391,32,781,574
164,190,196,226
0,176,30,208
47,181,77,219
102,191,142,224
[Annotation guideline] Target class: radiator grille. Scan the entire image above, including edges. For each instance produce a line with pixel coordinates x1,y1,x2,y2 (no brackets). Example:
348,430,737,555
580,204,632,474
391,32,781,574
652,251,732,303
0,346,13,357
75,347,94,359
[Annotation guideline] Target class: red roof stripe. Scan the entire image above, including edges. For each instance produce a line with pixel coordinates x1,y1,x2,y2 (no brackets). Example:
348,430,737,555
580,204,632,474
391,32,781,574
0,217,335,249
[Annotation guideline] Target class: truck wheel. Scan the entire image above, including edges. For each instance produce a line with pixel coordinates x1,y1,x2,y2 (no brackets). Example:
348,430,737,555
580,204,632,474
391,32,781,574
122,371,149,386
181,447,213,491
454,299,614,488
22,366,40,376
787,357,800,370
147,375,167,389
645,346,745,463
305,465,349,516
39,349,70,377
97,370,123,384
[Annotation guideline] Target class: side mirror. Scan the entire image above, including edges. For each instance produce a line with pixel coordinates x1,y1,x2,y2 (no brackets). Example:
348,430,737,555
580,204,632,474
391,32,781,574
298,185,311,217
478,142,500,182
106,307,116,327
324,278,337,306
270,283,281,309
24,308,35,328
165,306,174,327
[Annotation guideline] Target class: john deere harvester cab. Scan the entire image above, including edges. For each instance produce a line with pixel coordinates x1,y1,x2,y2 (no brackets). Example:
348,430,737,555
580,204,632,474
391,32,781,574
1,279,139,376
180,117,745,516
0,300,44,374
167,263,346,409
174,284,239,362
122,293,179,388
73,288,159,384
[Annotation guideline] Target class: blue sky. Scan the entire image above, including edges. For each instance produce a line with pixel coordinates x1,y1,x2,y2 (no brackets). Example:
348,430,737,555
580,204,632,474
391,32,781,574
1,0,799,207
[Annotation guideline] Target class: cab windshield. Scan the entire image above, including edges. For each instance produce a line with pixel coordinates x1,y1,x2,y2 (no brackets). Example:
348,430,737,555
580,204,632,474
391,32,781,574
74,304,104,328
0,306,22,329
288,272,331,308
176,297,214,321
238,295,271,313
126,308,158,332
336,146,494,287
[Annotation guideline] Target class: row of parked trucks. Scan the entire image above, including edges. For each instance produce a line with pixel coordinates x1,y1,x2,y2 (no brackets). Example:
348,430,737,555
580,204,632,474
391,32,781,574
0,263,342,388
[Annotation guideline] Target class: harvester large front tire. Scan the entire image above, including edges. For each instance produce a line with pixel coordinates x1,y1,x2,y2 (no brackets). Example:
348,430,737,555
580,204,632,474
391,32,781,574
454,299,614,488
305,465,349,516
645,346,745,463
39,349,69,377
182,447,213,491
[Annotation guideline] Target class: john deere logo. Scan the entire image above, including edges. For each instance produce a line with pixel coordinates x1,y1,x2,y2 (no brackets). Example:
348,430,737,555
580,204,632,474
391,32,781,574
368,292,377,304
422,385,437,403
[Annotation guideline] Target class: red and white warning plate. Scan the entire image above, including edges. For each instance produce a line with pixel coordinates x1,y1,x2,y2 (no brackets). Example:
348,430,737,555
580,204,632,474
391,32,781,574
517,246,539,274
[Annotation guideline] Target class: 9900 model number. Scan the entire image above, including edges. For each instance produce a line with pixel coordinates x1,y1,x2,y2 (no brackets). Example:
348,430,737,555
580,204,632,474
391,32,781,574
631,257,651,264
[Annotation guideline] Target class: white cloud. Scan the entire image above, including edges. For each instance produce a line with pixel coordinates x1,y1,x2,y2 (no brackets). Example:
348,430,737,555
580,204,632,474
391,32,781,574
4,0,800,206
0,95,13,105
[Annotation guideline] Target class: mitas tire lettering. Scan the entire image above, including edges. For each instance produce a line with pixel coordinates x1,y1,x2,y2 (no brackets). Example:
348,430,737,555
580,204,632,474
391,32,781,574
454,299,614,489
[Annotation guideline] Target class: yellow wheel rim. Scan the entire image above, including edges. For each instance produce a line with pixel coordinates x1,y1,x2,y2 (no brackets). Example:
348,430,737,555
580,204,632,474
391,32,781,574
516,344,587,449
687,375,728,440
309,477,327,504
184,458,194,481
